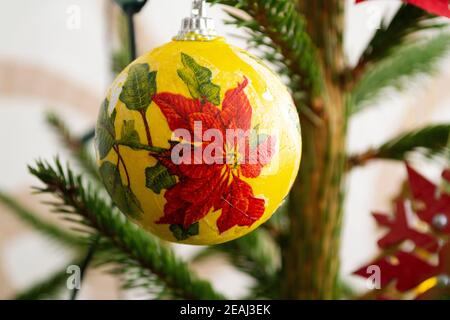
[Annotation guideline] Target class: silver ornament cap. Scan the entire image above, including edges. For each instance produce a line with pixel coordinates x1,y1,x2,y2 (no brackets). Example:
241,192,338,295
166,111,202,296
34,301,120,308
174,0,217,40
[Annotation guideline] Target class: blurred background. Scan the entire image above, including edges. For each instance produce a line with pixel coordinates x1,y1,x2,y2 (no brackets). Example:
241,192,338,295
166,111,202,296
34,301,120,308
0,0,449,299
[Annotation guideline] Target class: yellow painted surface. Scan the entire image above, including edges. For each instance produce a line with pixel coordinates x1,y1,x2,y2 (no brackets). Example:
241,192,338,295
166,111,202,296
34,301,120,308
97,38,302,244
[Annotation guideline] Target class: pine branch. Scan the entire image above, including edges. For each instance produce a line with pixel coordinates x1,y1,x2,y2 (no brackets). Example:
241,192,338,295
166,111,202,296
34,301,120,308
28,158,225,300
348,124,450,168
447,132,450,162
15,271,66,300
0,191,82,248
350,33,450,115
208,0,322,108
337,279,356,299
70,235,100,300
46,112,101,183
354,5,446,78
14,258,82,300
193,229,280,298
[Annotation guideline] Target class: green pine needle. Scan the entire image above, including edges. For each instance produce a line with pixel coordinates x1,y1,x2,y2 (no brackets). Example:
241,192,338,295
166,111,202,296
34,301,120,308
348,124,450,168
46,112,100,183
0,191,82,248
377,124,450,160
350,33,450,115
14,257,82,300
28,158,225,300
193,229,280,298
359,4,446,67
208,0,322,105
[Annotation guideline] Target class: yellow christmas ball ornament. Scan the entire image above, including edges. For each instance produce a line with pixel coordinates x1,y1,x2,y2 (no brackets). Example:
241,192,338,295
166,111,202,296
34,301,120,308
95,1,302,245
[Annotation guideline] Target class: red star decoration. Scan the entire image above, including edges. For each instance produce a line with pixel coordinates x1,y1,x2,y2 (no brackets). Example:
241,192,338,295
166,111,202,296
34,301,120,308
407,165,450,234
354,164,450,297
373,200,439,252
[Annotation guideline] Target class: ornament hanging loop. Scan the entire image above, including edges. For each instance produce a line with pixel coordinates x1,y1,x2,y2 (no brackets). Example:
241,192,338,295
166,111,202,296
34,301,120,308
174,0,217,41
192,0,206,17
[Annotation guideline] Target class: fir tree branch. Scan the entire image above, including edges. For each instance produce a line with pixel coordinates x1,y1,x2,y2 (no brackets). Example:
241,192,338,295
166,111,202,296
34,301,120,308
446,132,450,163
0,191,82,248
46,112,100,183
15,270,67,300
28,158,225,300
348,124,450,168
337,279,356,299
208,0,322,109
14,258,82,300
193,229,280,298
70,235,100,300
350,33,450,115
353,4,446,83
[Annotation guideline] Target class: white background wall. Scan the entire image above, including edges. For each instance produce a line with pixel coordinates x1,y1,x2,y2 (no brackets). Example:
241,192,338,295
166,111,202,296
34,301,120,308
0,0,449,298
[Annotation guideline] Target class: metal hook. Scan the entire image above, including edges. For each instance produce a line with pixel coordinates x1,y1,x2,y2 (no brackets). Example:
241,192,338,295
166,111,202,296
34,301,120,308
192,0,206,17
174,0,217,41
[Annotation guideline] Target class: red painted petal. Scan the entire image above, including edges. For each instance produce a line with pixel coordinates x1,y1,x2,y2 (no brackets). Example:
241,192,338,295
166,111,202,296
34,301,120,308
184,198,215,228
200,101,223,119
153,93,202,132
216,177,265,233
156,184,189,225
178,170,223,204
213,171,232,211
241,135,276,178
177,149,223,179
240,163,262,179
157,169,227,227
188,112,225,141
181,170,230,228
155,149,181,176
157,172,220,228
221,78,252,131
166,142,223,179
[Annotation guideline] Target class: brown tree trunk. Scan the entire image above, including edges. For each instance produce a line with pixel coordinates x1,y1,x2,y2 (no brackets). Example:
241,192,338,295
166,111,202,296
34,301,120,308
281,0,347,299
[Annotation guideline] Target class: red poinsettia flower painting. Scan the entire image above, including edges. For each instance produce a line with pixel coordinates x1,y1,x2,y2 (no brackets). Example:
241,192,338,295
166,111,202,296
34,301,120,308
356,0,450,18
153,77,276,234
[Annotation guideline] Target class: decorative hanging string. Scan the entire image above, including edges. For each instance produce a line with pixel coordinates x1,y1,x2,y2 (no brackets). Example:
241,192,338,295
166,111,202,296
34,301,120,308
119,0,149,59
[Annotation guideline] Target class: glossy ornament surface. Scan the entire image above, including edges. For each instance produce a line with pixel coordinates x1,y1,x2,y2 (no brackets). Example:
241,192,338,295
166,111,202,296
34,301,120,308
95,37,302,244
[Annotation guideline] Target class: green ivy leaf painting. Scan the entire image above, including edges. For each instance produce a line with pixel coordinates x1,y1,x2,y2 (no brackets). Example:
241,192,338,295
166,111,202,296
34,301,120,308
99,161,142,219
120,63,157,111
120,120,141,148
96,99,117,159
145,162,177,194
177,53,221,105
169,223,199,241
